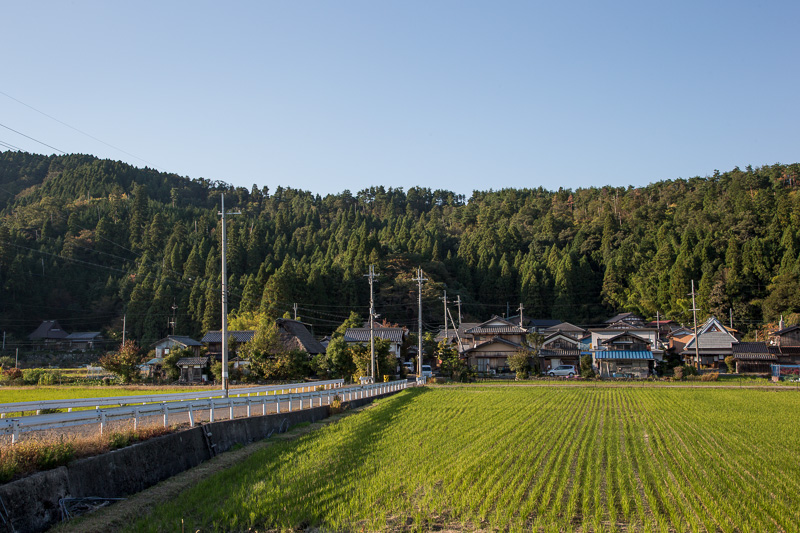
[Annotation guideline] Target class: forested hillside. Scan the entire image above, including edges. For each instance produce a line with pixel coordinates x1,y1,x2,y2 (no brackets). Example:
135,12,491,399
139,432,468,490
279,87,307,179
1,150,799,346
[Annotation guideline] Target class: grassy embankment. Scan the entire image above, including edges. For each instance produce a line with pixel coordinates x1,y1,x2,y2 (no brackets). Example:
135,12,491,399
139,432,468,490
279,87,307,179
126,385,800,532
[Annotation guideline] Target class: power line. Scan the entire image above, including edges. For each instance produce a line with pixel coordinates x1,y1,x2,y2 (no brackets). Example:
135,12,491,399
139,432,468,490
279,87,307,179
0,89,165,171
0,121,65,154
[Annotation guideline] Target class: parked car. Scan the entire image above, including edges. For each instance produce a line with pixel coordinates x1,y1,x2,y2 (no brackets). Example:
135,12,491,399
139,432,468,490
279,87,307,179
420,365,433,378
403,361,414,373
547,365,577,377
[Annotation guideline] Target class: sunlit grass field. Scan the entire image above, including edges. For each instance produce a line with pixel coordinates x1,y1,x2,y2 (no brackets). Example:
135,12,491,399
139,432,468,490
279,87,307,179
0,385,211,406
127,386,800,532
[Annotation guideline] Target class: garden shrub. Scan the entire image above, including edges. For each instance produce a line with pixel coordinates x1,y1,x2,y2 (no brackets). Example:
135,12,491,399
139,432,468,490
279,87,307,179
701,372,719,382
22,368,47,385
673,367,684,380
724,356,736,373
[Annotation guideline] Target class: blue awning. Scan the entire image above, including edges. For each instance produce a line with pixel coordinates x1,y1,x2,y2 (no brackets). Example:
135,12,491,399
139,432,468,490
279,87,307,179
594,350,653,360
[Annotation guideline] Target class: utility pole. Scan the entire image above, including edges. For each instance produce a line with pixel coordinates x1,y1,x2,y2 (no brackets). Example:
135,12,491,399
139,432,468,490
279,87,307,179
414,267,427,379
690,280,700,371
456,295,462,327
219,193,241,396
122,314,126,347
2,331,5,351
293,303,298,321
729,308,733,330
365,265,378,381
517,303,524,328
170,300,178,336
441,291,449,347
15,348,18,369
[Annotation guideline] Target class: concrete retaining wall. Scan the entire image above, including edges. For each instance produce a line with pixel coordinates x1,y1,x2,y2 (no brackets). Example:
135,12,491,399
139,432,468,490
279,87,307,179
0,389,401,533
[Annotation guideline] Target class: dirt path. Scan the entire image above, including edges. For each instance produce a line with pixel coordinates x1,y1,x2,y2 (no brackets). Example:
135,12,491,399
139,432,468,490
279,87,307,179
52,404,373,533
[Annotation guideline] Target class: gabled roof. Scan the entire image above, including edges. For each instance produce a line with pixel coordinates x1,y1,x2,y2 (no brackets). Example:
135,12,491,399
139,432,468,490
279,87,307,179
683,332,737,352
600,332,651,346
465,316,527,335
201,330,255,343
464,336,526,354
344,327,406,344
65,332,102,341
28,320,69,340
151,335,203,348
543,322,587,334
277,318,326,355
605,312,644,324
543,332,580,346
605,321,642,330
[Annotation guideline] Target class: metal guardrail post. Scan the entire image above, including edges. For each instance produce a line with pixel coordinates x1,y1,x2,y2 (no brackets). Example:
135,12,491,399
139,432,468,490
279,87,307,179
209,400,215,423
262,397,266,416
100,411,106,435
162,402,168,428
229,399,234,420
11,419,19,444
134,406,140,431
276,397,280,414
188,404,194,427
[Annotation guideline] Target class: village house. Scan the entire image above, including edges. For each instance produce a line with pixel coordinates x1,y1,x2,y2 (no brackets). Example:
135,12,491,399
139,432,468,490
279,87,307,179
151,335,202,358
591,323,661,378
27,320,69,349
201,330,255,359
681,317,739,369
539,332,582,371
541,321,587,340
732,342,777,373
344,326,406,357
462,317,529,373
175,356,211,383
276,318,326,355
64,332,103,351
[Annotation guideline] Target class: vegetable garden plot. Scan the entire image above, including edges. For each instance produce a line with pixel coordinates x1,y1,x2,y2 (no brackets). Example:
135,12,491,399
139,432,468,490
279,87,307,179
125,386,800,532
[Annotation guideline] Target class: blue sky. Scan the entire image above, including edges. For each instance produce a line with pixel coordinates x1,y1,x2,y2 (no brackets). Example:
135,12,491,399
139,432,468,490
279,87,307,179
1,1,798,196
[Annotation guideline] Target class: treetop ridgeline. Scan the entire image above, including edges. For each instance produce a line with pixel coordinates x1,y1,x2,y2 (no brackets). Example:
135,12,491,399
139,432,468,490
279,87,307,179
1,150,799,345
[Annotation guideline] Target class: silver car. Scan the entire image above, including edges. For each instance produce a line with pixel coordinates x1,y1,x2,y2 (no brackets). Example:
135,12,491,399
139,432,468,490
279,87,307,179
548,364,577,377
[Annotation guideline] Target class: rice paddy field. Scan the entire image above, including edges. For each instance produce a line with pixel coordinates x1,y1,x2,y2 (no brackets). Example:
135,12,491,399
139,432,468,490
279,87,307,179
126,385,800,532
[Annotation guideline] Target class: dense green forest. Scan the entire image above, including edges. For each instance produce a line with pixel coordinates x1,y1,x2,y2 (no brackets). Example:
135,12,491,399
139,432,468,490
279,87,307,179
1,150,799,347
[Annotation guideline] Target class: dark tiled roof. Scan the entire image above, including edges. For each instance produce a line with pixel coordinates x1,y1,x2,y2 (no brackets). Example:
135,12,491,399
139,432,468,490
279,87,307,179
605,313,644,324
601,332,651,346
65,332,102,340
28,320,69,340
176,357,211,366
732,342,777,361
345,327,406,344
201,330,255,343
772,325,800,336
539,348,582,357
277,319,326,355
528,319,562,328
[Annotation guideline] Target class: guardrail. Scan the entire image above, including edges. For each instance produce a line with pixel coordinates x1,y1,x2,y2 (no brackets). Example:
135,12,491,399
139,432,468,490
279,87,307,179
0,379,345,416
0,379,410,443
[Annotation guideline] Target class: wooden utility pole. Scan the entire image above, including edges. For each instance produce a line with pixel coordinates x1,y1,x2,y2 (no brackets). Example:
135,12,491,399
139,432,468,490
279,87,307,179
219,193,241,396
690,280,700,371
456,295,462,327
122,314,126,347
414,268,427,379
293,303,298,321
517,303,525,328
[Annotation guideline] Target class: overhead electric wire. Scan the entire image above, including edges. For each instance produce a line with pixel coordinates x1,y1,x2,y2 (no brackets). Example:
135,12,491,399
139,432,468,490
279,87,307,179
0,139,24,151
0,121,65,154
0,89,165,171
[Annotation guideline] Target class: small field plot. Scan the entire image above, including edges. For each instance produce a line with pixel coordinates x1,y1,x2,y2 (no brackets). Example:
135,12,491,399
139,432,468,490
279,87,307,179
126,386,800,532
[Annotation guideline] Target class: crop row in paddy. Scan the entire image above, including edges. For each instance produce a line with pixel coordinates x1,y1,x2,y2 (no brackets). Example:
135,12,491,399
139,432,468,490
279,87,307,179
124,386,800,532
